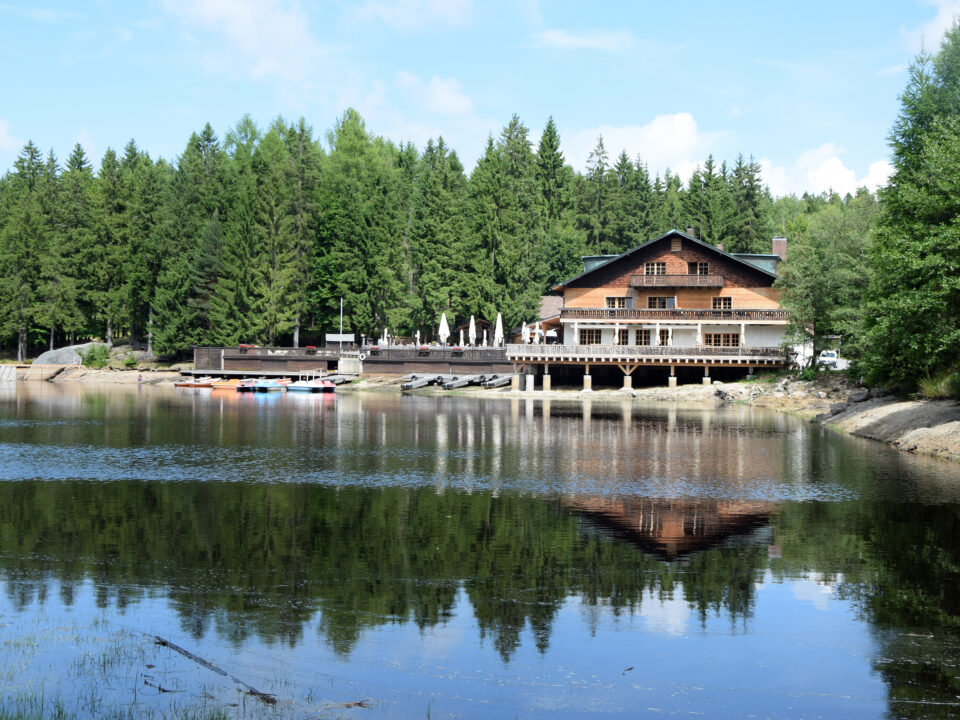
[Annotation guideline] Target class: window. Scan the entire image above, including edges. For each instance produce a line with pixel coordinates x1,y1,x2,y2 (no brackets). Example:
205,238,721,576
635,329,651,346
671,238,682,252
615,329,628,345
606,297,627,308
712,297,732,309
688,262,709,275
579,328,601,344
644,262,666,275
659,329,671,346
647,296,675,309
703,332,740,347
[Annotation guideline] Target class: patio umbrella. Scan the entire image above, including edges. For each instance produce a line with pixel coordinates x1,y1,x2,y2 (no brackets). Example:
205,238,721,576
521,322,529,344
494,313,504,346
459,329,464,346
438,313,450,345
415,330,420,346
482,329,488,347
469,315,476,346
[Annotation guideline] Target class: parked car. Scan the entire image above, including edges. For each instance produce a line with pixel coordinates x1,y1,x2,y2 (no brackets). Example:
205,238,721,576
817,350,839,368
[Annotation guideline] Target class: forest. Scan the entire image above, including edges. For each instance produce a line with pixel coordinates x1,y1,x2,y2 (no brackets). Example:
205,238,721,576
3,20,960,392
0,109,860,355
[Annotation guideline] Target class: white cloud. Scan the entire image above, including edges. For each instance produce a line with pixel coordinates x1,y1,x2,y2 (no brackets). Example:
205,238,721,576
875,63,908,77
395,71,474,115
902,0,960,52
563,113,716,180
532,29,634,52
0,118,21,152
354,0,471,29
161,0,325,83
759,142,893,196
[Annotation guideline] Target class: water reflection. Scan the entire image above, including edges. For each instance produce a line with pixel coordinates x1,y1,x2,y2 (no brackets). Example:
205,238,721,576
2,384,960,717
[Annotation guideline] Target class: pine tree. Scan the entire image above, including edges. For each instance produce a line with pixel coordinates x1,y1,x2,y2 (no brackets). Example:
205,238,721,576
862,22,960,387
0,142,46,360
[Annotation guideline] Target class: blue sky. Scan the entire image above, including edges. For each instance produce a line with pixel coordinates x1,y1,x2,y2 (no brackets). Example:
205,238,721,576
0,1,956,196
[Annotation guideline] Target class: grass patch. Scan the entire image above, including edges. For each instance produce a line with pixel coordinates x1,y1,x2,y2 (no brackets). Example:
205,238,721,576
917,370,960,400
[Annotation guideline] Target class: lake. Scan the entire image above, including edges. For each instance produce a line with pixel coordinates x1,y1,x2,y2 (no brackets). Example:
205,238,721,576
1,382,959,719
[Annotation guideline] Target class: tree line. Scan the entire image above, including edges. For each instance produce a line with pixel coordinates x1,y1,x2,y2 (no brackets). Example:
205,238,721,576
0,109,810,362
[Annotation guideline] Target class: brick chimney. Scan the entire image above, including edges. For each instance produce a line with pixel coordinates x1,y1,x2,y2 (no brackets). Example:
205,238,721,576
772,236,787,261
716,242,724,252
685,226,696,238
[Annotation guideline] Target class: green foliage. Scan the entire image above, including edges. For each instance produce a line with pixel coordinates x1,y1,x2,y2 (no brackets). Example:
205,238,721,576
861,21,960,388
81,344,110,368
917,369,960,399
0,108,888,359
797,366,819,382
123,352,137,368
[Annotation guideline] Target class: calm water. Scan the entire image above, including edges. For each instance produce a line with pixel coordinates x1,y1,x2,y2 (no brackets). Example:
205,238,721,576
1,383,960,719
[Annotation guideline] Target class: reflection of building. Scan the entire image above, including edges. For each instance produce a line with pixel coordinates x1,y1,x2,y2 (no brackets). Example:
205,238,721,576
565,496,778,560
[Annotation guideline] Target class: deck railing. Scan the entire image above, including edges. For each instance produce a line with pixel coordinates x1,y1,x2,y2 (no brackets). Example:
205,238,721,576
506,344,786,360
630,274,724,288
361,346,508,361
560,308,789,322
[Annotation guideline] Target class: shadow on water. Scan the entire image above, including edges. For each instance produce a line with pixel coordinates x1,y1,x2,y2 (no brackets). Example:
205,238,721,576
1,383,960,717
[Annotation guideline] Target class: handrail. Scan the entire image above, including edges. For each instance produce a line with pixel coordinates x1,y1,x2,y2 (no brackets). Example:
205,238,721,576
630,274,724,288
505,344,785,358
560,308,788,321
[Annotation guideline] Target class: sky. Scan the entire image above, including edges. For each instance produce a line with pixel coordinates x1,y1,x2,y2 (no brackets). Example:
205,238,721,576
0,0,958,197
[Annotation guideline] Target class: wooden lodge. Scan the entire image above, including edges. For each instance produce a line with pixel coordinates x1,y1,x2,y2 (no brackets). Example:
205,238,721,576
506,229,790,389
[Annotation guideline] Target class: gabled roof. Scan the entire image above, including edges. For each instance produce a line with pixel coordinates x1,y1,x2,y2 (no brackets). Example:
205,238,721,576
551,229,780,291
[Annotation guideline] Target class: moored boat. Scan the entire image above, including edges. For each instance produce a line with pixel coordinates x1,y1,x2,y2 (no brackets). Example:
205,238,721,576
287,378,336,393
175,376,217,388
210,378,240,391
253,378,288,392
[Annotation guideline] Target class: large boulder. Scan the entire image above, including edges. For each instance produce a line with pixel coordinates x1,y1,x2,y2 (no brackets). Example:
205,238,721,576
33,342,107,366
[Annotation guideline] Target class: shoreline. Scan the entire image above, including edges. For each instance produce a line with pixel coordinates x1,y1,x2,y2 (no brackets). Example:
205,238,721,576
12,366,960,464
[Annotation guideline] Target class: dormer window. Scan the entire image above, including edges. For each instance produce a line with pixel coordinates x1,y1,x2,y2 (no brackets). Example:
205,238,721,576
644,262,666,275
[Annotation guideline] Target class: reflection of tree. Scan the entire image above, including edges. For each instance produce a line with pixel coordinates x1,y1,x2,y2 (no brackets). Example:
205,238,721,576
0,481,771,661
772,497,960,719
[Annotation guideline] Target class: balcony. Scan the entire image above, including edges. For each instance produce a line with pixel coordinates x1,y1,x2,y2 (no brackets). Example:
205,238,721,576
506,343,787,366
630,273,724,288
561,308,789,322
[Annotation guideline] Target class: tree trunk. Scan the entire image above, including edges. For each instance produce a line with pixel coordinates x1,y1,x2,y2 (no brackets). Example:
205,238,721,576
147,305,153,357
18,329,26,363
70,330,76,345
49,327,54,352
293,314,300,348
106,318,113,346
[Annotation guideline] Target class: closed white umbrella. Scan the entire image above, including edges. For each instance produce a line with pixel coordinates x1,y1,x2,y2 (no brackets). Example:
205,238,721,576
521,322,530,344
438,313,450,345
483,329,488,347
469,315,476,346
459,329,464,346
494,313,504,346
415,329,420,346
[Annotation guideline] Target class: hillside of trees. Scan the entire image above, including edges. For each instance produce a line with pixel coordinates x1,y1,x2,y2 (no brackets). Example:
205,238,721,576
0,109,866,361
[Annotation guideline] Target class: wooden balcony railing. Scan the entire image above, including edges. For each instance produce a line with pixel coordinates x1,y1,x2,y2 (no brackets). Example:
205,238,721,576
630,274,724,288
561,308,789,322
506,344,786,360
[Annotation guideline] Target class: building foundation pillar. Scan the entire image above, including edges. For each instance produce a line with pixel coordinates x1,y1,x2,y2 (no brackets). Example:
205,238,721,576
524,374,535,392
542,373,551,391
511,374,520,391
623,374,632,390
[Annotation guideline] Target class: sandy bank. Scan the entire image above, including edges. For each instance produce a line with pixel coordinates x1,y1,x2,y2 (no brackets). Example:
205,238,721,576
17,366,182,384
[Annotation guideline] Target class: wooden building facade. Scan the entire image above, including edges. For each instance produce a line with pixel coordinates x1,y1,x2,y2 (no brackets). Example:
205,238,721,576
507,229,790,388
